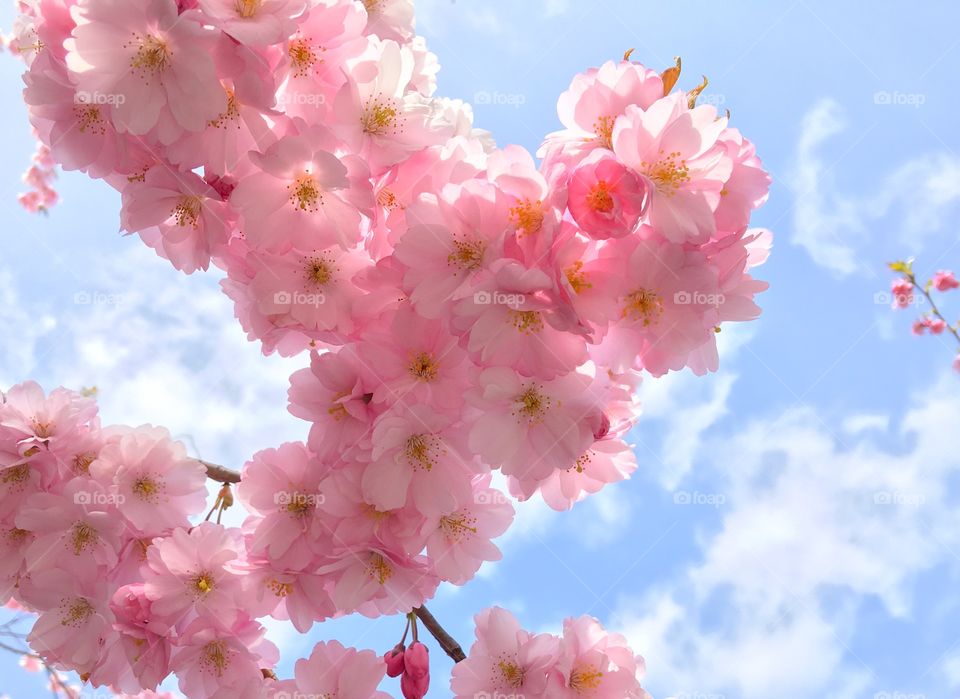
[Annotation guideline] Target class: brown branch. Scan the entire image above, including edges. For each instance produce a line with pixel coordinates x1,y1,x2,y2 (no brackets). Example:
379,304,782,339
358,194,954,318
414,605,466,663
199,460,241,484
908,273,960,346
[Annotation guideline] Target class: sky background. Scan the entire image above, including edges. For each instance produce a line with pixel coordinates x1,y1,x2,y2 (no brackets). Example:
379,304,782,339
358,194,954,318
3,1,960,697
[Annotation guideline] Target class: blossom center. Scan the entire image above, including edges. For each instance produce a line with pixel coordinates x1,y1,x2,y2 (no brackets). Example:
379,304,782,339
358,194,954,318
74,105,106,135
593,115,615,149
565,261,591,294
512,385,551,424
172,196,202,228
192,572,215,595
447,237,486,272
69,521,98,555
304,256,334,286
408,352,439,381
132,476,160,501
234,0,262,18
268,579,293,597
497,658,526,688
508,310,544,334
208,89,240,129
644,149,690,195
59,597,94,627
509,198,544,235
2,463,30,486
130,35,171,75
622,288,663,326
587,181,615,212
569,664,604,691
377,187,399,210
288,38,319,78
404,433,442,471
289,173,321,212
362,97,400,135
440,513,478,542
73,453,95,475
368,552,393,584
200,640,230,677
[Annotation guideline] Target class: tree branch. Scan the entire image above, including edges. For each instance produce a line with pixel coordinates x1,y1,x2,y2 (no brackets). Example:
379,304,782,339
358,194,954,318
199,460,241,484
414,605,466,662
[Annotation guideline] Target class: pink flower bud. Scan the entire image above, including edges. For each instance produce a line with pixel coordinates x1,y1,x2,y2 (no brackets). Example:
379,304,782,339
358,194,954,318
384,644,406,678
403,641,430,679
401,667,430,699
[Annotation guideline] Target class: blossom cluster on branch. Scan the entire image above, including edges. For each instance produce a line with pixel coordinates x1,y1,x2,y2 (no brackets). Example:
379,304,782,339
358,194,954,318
4,0,773,696
888,260,960,370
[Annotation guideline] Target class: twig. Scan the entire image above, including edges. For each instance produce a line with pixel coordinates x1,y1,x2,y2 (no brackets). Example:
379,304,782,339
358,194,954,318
200,460,241,484
908,272,960,346
414,605,466,663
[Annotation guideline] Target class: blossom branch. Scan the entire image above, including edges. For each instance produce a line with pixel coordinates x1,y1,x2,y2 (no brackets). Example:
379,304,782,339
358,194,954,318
413,605,466,662
906,272,960,346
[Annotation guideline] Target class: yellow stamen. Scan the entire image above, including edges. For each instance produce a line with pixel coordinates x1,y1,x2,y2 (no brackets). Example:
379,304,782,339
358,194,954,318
368,552,393,585
587,181,615,212
409,352,439,382
129,35,171,75
69,521,98,556
289,173,321,212
569,664,604,691
508,310,543,334
268,579,294,597
622,288,663,326
74,105,106,136
73,453,95,475
288,37,320,78
235,0,262,18
200,640,230,677
404,434,443,471
440,513,478,542
362,98,400,136
192,573,215,595
208,89,240,129
643,149,691,195
593,115,616,149
447,237,486,272
132,476,160,501
59,598,94,627
377,187,400,210
498,659,525,688
512,385,551,424
304,256,334,286
565,261,591,294
172,196,202,228
509,199,544,236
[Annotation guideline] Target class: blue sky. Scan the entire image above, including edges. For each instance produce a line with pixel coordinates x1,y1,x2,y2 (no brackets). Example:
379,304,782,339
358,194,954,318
3,1,960,697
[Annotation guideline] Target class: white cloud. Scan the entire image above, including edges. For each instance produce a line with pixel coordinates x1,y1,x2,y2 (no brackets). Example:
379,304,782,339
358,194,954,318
791,99,960,276
616,374,960,699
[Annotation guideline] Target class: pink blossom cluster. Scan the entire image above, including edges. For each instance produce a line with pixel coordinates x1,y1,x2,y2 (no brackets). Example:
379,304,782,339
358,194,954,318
18,133,58,213
451,607,652,699
0,381,286,698
889,264,960,370
7,0,774,695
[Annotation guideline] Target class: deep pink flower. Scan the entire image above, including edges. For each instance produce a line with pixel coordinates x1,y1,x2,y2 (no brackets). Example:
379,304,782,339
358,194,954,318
566,150,649,239
933,270,959,292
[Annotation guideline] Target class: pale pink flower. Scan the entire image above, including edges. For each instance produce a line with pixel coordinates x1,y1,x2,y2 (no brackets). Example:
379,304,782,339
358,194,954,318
237,442,328,569
171,615,277,699
713,129,771,234
332,39,457,171
230,125,373,252
613,93,732,243
143,523,248,626
535,436,637,511
89,425,207,536
197,0,307,46
362,404,474,516
288,346,380,462
242,561,335,632
320,547,438,616
566,150,649,239
933,270,959,292
65,0,226,136
467,367,598,496
891,278,915,309
540,58,664,161
547,615,646,698
121,166,233,273
359,305,473,410
110,583,173,690
358,0,415,43
451,607,560,699
422,474,514,584
393,180,512,319
289,640,391,699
